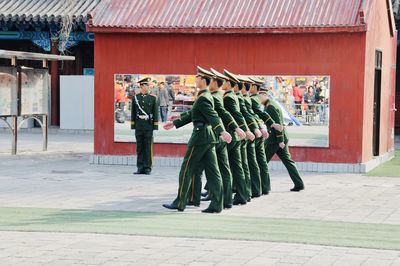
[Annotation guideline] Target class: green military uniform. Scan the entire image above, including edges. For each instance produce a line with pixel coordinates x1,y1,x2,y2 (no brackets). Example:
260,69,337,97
163,66,225,212
222,85,249,205
264,100,305,190
131,77,159,175
250,92,275,194
243,93,262,197
236,91,259,200
190,89,239,207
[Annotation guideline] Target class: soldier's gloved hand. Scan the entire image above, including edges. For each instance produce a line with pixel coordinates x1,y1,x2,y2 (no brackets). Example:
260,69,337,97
254,128,262,138
168,115,180,121
163,121,175,130
272,123,284,132
279,142,286,149
221,131,232,144
246,131,255,141
260,128,269,139
235,128,246,139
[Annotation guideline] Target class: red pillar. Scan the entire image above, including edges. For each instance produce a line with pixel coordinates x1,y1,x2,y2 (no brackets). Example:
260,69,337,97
50,41,59,126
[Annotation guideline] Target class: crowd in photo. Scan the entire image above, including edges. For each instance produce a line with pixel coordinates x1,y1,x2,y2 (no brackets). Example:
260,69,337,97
266,76,330,126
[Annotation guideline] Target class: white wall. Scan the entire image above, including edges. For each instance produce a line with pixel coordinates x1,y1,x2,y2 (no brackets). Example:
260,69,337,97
60,75,94,130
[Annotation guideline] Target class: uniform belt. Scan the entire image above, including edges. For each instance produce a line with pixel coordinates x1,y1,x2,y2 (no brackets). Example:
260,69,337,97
193,122,208,130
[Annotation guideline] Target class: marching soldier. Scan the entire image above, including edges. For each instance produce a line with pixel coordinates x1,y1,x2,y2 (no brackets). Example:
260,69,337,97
222,69,254,205
259,88,305,192
162,67,232,213
190,69,246,208
131,77,159,175
235,80,262,201
249,76,283,194
238,75,268,198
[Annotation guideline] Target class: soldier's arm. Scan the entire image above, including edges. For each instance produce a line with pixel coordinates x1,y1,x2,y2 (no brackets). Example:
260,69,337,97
266,105,284,143
198,96,225,135
239,98,258,132
245,100,264,128
214,99,238,131
131,99,136,130
251,97,275,127
223,96,249,132
152,96,159,130
173,110,192,128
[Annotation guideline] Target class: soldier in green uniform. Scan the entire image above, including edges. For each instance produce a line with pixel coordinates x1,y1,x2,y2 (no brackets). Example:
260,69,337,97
222,69,254,205
162,67,232,213
235,80,261,201
189,68,246,209
237,75,268,198
259,88,305,192
131,77,159,175
249,76,283,194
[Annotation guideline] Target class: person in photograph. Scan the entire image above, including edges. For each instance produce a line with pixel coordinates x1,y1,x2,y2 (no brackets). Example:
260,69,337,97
292,83,303,116
303,86,316,124
158,82,169,122
166,82,175,116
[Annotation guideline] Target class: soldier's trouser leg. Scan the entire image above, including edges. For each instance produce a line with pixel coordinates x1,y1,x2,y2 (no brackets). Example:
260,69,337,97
143,130,154,173
227,141,247,203
247,140,262,197
266,143,304,188
255,137,270,193
172,144,223,211
188,167,203,206
240,140,251,200
135,130,145,172
216,142,233,206
190,142,232,205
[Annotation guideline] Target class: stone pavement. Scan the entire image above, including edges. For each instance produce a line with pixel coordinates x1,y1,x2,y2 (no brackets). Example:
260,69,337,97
1,231,400,266
1,131,400,265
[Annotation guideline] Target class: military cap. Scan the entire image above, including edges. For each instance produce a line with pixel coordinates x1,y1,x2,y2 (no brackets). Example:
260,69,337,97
210,68,229,81
259,86,269,94
197,66,215,79
223,69,240,84
249,76,265,86
237,74,254,85
137,77,151,85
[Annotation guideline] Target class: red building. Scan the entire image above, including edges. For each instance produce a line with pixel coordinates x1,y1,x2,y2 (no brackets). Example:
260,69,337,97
88,0,397,173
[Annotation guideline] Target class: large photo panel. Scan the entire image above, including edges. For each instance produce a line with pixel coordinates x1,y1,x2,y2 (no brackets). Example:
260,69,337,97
114,74,330,147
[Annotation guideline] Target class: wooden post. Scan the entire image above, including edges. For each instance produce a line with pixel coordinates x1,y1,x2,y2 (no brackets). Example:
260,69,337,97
50,41,60,126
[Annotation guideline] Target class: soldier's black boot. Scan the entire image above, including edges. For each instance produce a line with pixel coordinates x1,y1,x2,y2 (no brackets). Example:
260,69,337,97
224,204,233,209
202,208,221,213
162,204,184,212
290,186,304,192
134,171,144,175
187,201,200,207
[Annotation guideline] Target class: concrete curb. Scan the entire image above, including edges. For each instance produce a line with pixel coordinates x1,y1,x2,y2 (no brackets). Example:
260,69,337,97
89,150,395,173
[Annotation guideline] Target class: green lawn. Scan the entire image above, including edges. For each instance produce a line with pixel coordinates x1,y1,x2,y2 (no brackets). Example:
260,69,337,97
1,207,400,250
367,150,400,177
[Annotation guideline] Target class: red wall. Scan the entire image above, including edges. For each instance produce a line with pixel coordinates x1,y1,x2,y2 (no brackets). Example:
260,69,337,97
94,32,369,163
362,0,397,162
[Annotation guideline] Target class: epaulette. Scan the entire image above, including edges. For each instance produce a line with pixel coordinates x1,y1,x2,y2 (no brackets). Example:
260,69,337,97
149,93,157,97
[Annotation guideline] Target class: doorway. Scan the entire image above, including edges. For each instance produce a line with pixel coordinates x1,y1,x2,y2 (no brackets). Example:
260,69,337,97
373,49,382,156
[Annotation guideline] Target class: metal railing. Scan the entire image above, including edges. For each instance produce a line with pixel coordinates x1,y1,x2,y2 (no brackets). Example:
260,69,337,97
287,103,329,126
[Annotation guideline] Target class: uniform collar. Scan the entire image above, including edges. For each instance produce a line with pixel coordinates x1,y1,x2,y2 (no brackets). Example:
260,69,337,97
198,88,209,96
211,90,219,95
224,89,233,96
250,93,258,97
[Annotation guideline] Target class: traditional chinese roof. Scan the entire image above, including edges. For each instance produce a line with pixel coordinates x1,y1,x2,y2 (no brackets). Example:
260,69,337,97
0,0,100,24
